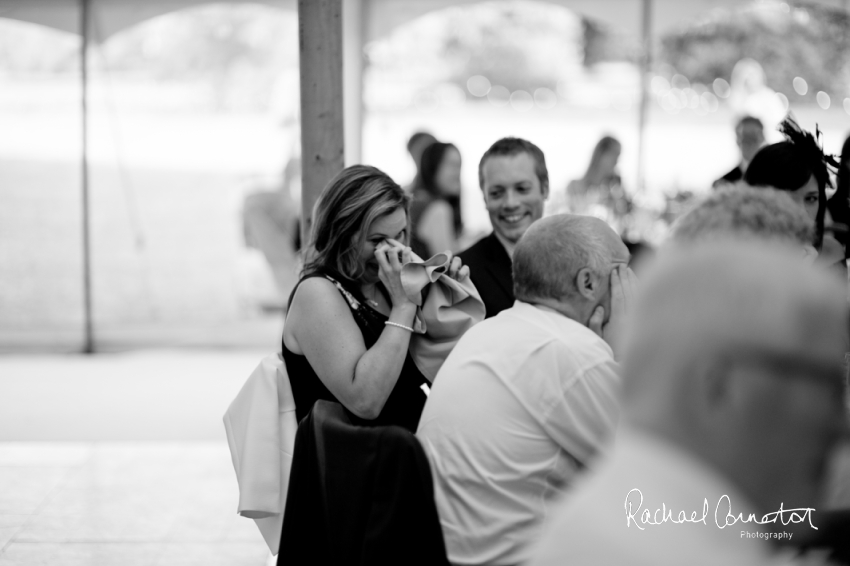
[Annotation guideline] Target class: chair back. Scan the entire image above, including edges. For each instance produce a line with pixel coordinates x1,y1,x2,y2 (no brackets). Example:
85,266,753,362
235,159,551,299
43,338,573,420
279,400,449,566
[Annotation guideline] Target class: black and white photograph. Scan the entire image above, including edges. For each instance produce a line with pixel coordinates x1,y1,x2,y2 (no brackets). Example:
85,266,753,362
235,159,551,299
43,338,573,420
1,0,850,564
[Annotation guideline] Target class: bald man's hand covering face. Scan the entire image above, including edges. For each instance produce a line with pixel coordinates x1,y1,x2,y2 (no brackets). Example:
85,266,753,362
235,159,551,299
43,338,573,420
588,264,638,360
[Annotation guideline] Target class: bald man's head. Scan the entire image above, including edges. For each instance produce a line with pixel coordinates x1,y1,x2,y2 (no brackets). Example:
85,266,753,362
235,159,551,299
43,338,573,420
622,241,848,514
513,215,629,323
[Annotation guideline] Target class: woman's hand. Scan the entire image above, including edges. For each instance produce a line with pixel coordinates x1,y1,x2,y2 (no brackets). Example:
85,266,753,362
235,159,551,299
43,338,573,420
446,253,470,282
375,239,415,309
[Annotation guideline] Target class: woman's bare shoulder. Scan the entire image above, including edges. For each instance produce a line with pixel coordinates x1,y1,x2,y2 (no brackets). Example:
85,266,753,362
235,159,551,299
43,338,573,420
290,276,352,314
285,275,362,353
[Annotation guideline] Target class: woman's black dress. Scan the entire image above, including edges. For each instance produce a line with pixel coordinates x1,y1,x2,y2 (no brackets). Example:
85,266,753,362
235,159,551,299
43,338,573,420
282,273,429,432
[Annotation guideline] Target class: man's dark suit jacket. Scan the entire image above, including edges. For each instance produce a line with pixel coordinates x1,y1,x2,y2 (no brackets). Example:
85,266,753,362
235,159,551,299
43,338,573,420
712,164,744,189
458,232,514,318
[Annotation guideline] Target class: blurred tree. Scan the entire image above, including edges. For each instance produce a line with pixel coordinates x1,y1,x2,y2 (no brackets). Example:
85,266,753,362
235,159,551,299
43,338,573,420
365,1,583,96
102,4,298,112
660,3,850,101
0,5,298,112
438,2,582,92
581,18,639,67
0,19,79,74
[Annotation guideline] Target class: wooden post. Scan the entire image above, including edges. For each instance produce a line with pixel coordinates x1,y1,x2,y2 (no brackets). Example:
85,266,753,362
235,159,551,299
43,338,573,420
636,0,652,193
81,0,94,353
298,0,345,246
343,0,364,166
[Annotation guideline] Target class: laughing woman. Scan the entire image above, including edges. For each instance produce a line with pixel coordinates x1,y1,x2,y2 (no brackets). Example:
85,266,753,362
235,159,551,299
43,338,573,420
282,165,468,431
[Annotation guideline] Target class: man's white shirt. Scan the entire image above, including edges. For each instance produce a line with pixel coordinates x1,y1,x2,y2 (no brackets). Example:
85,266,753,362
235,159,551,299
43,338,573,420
416,300,620,566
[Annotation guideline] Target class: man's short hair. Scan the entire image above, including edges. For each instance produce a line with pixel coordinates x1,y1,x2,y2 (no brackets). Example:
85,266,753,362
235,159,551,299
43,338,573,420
736,115,763,131
478,137,549,190
513,215,609,302
670,187,813,247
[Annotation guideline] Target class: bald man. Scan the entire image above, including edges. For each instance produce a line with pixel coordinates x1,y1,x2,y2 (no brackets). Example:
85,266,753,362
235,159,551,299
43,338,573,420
417,215,634,566
529,241,849,566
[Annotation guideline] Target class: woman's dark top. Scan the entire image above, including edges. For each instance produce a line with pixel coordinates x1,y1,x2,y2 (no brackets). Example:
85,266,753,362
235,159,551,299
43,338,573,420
282,272,429,432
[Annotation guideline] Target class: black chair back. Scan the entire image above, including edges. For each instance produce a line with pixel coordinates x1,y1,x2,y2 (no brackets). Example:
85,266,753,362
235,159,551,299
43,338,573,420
279,400,449,566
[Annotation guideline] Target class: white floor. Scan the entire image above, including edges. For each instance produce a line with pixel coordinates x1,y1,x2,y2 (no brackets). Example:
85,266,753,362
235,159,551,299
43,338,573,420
0,349,277,565
0,349,270,441
0,442,273,565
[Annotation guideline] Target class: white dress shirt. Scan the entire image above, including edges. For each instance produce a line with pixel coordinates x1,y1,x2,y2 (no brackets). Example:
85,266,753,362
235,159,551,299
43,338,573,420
417,301,620,566
528,430,805,566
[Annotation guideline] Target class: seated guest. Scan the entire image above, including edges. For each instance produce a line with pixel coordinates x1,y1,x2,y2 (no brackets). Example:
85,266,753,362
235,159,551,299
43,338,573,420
282,165,468,432
417,215,635,566
459,137,549,318
670,186,816,257
712,115,764,189
409,142,464,258
561,136,632,235
529,241,848,566
744,116,843,270
403,131,438,193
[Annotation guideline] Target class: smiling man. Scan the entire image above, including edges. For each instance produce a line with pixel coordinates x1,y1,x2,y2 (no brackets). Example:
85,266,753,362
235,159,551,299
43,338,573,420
458,137,549,317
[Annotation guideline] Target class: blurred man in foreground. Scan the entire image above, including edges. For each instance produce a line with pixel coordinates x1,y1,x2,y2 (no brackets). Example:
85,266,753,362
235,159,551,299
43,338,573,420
529,241,848,566
458,137,550,318
418,215,634,566
670,186,816,259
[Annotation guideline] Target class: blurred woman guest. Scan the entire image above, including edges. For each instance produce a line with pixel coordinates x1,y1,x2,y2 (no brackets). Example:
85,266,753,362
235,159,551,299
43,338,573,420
560,136,632,233
745,116,843,268
403,131,438,193
281,165,467,431
409,142,464,258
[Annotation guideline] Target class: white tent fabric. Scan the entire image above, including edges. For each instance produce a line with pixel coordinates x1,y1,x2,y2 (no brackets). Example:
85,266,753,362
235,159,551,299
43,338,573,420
0,0,295,40
2,0,847,43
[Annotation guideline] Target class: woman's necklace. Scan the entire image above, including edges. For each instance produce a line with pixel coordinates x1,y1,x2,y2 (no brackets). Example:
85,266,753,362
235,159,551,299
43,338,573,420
363,285,380,308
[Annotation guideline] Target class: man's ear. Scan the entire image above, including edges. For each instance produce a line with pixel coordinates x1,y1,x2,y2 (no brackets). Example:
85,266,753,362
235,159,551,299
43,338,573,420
575,267,597,300
542,181,550,200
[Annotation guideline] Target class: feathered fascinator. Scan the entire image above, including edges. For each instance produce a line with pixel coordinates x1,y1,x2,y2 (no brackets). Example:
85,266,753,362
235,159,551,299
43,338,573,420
745,114,839,249
777,114,839,189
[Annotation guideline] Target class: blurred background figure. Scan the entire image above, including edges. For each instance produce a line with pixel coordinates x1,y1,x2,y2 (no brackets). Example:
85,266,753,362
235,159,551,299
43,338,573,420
712,116,765,189
242,155,302,310
403,131,439,193
727,58,786,133
550,135,654,271
530,241,850,566
559,136,633,236
409,141,464,258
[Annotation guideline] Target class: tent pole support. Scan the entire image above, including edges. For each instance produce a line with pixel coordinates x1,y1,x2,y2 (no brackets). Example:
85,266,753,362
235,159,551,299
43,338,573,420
297,0,345,248
81,0,94,354
636,0,653,194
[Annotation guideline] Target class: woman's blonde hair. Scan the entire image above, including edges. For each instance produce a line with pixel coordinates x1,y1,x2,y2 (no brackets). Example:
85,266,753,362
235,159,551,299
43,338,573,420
303,165,409,288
